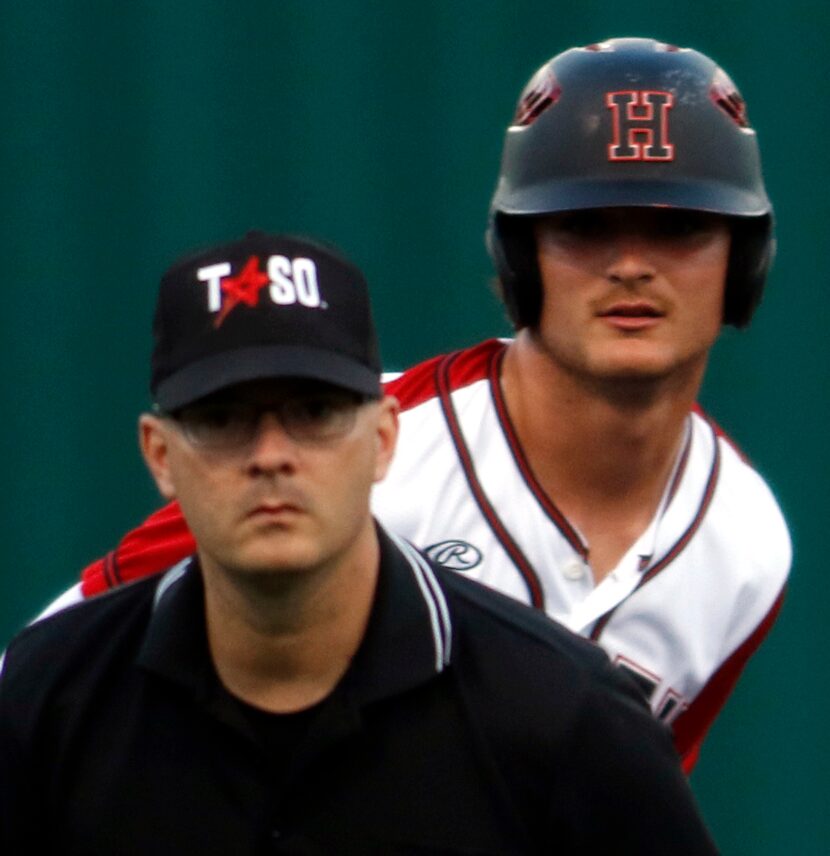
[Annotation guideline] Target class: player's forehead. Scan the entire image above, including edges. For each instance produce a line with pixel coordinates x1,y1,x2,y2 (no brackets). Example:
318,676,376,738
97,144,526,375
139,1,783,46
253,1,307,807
535,206,729,230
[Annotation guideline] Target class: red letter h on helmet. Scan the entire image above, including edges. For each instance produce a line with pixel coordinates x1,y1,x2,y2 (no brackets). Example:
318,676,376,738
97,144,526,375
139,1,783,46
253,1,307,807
606,90,675,161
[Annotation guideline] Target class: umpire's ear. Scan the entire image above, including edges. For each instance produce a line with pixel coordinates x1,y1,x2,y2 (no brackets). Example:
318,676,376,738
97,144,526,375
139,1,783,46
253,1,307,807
372,395,400,484
139,413,177,501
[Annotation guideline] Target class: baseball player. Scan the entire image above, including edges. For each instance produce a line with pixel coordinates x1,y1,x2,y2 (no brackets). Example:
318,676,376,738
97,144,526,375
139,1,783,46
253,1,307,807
44,38,790,773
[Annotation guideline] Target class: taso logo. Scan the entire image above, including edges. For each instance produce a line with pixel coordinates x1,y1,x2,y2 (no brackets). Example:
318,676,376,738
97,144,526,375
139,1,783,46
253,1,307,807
197,255,327,328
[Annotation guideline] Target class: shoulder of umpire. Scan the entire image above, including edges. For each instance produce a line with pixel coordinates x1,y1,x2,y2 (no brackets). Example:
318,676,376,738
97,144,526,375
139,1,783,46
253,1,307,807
0,565,174,702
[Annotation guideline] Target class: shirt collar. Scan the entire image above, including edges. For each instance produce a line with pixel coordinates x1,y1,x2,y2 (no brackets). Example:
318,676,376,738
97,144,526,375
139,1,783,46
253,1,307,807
135,525,453,711
135,557,214,701
344,526,452,705
634,414,694,568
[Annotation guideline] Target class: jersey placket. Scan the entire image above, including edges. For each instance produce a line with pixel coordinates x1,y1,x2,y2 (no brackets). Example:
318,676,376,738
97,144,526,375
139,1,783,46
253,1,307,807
564,417,695,633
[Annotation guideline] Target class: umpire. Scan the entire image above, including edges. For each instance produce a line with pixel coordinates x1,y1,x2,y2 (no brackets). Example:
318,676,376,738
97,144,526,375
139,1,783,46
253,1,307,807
0,232,717,854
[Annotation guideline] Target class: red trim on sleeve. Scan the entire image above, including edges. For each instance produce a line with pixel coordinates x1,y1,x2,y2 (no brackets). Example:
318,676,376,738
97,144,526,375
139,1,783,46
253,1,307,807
383,353,445,410
384,339,504,410
80,501,196,597
674,586,787,773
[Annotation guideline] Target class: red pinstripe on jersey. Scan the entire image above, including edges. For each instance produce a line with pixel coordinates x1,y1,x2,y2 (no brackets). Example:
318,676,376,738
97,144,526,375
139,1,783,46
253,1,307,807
489,348,589,560
435,347,545,608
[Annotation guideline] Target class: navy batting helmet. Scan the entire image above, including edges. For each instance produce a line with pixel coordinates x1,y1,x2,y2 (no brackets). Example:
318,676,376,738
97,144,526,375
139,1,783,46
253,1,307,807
487,38,774,329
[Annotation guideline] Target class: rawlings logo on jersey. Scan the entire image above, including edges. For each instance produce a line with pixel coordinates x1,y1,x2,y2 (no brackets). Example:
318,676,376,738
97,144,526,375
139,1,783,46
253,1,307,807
426,540,483,571
606,90,675,161
196,255,327,328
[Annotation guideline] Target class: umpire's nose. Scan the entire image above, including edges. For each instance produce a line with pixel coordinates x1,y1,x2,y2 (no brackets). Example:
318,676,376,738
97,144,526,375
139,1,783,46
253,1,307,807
244,413,300,477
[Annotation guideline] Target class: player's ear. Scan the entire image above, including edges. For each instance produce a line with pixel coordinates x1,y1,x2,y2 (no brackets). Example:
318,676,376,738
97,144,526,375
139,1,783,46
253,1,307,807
373,395,400,484
139,413,177,500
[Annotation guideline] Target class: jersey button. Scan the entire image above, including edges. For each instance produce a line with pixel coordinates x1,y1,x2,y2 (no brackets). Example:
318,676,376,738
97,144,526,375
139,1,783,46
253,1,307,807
562,558,587,581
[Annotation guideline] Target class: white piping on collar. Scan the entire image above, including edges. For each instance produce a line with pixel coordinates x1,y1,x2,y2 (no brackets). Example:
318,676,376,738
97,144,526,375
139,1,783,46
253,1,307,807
149,541,454,672
152,558,192,610
387,530,452,671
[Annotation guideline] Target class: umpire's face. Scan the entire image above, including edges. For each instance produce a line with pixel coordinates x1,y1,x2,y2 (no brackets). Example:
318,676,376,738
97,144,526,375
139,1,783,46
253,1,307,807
139,377,399,583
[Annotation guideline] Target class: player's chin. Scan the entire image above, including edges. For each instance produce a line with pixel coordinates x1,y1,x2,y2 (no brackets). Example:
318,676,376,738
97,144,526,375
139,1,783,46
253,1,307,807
584,358,695,394
588,343,678,381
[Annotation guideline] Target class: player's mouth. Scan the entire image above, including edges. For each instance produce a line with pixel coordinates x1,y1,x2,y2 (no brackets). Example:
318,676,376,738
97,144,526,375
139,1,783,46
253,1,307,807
597,301,664,332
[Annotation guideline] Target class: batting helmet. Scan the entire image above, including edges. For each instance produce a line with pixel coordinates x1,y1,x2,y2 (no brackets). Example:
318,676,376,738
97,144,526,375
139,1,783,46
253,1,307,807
487,38,774,329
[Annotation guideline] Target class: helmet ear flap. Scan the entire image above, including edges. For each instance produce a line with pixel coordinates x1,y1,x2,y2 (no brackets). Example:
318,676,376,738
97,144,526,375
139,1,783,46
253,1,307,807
487,214,544,330
724,214,775,327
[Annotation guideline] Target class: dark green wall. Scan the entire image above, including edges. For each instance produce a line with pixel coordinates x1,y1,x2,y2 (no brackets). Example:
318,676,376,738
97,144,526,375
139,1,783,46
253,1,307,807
2,2,827,851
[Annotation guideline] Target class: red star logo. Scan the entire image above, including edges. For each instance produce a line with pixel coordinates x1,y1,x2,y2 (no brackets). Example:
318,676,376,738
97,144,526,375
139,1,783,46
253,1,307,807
214,255,270,328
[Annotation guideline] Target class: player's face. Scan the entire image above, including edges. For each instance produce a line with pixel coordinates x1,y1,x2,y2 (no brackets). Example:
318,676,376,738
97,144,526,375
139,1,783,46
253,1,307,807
532,207,731,385
140,379,399,581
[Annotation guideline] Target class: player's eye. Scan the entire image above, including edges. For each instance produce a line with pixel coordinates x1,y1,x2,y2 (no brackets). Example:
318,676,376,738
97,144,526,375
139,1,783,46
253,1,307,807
553,210,610,239
649,210,727,240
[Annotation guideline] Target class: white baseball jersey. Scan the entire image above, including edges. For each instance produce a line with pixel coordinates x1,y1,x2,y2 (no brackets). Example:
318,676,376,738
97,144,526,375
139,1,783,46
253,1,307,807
372,339,791,769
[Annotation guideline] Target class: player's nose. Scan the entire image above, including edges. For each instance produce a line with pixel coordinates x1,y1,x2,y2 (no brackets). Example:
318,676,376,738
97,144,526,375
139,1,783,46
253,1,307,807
605,235,657,286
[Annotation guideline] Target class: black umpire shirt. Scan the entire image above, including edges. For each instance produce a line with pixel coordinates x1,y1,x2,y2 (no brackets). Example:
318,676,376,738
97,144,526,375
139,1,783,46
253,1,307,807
0,526,717,855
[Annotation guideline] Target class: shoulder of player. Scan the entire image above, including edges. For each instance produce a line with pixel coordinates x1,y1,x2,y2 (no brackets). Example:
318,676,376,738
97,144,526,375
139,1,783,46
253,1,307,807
382,338,509,410
692,405,777,485
691,409,792,569
680,411,792,633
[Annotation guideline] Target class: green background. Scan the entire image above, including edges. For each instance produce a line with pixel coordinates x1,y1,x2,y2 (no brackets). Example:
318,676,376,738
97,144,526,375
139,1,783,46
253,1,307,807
2,2,826,851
